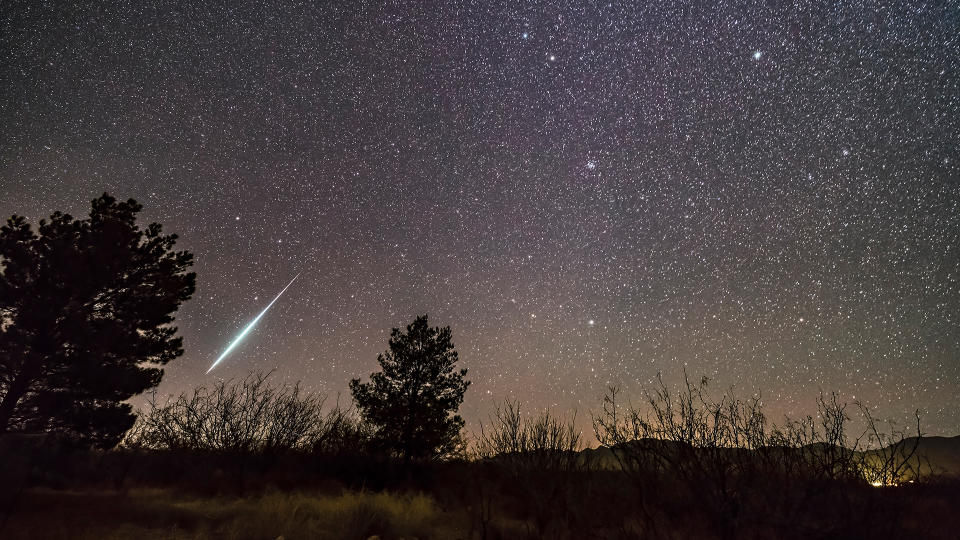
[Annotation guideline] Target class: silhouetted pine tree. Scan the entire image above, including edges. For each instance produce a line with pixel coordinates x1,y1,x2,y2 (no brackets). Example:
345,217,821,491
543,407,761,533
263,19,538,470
0,193,195,447
350,314,469,461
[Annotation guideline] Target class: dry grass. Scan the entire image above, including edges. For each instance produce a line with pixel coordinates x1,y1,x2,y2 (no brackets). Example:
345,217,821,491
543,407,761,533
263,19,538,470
3,487,454,540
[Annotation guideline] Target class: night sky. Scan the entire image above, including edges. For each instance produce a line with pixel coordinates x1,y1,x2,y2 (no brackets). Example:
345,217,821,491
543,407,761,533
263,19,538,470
2,1,958,436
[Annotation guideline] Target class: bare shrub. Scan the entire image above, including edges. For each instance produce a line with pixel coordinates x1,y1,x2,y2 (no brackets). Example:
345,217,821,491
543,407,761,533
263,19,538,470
126,371,364,454
592,373,771,538
592,373,928,539
475,398,581,471
473,399,583,538
858,405,925,486
767,392,864,482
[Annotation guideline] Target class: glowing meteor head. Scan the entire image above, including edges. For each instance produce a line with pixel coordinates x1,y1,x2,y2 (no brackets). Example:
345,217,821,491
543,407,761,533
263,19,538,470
206,273,300,373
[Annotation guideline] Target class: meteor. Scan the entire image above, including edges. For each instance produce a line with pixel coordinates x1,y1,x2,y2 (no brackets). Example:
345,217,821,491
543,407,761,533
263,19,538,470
206,273,300,374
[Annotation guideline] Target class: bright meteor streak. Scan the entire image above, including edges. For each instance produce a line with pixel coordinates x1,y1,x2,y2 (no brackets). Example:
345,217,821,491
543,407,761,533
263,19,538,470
206,273,300,374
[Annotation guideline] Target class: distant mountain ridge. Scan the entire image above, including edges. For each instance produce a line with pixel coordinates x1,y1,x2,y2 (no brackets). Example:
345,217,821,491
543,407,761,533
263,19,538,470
579,434,960,479
886,435,960,477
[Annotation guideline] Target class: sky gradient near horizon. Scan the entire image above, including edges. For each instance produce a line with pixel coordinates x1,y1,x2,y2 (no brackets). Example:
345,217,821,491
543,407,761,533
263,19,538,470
2,1,958,435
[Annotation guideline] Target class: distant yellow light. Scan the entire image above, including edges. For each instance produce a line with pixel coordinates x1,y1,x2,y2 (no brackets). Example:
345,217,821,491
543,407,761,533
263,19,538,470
870,480,883,487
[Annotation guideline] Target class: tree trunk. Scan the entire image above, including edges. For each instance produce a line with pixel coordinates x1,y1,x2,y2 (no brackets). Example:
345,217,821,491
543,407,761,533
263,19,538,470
0,371,31,434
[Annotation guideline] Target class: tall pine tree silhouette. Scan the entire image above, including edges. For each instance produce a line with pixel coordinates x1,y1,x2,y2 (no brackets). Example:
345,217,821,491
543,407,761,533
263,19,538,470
0,194,195,447
350,314,470,461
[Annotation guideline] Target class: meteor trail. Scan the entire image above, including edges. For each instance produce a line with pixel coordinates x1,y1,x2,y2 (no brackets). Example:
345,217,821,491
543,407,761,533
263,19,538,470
206,273,300,374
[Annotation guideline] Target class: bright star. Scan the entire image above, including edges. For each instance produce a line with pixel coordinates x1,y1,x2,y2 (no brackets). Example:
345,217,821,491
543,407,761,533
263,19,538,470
753,50,762,60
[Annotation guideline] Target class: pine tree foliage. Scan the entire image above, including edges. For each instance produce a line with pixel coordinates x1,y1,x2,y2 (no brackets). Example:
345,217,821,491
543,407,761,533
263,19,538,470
0,194,196,447
350,314,469,461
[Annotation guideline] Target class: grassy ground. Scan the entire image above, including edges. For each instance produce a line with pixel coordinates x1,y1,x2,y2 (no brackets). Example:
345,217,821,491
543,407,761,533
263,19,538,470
3,445,959,540
3,488,464,540
7,480,959,540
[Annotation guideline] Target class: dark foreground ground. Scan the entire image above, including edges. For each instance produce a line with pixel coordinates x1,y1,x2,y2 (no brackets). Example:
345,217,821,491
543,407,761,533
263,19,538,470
2,445,959,539
5,487,464,540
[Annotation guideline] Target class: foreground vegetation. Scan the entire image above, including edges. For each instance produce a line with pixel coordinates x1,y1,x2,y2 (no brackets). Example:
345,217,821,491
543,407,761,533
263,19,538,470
2,373,958,540
4,487,449,540
2,446,958,540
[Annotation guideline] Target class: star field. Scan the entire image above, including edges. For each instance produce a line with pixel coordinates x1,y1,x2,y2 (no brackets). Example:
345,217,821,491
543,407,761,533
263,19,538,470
1,1,958,435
